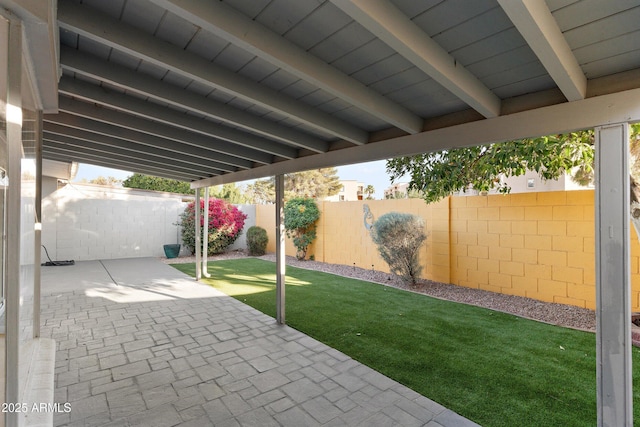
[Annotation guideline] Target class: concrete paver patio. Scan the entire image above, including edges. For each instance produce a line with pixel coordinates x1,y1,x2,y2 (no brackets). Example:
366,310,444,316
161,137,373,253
40,258,480,426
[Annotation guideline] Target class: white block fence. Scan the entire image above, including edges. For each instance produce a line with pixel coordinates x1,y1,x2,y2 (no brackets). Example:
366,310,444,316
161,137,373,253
41,183,257,262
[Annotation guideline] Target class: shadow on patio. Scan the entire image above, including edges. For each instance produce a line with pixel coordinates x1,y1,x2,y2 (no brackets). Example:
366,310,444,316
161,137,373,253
40,257,479,427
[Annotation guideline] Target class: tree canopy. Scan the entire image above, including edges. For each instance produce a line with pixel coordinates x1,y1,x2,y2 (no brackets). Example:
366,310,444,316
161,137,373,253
122,173,193,194
122,174,247,203
386,125,640,205
245,167,342,203
210,183,248,204
78,176,122,186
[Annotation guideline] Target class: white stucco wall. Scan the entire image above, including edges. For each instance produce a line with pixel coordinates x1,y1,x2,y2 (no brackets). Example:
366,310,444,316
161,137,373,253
42,183,188,261
227,204,256,252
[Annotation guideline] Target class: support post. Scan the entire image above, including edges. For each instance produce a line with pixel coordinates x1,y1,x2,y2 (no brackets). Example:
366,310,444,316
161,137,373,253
595,123,633,426
195,187,201,280
33,109,43,338
275,174,285,324
202,187,210,278
4,15,22,426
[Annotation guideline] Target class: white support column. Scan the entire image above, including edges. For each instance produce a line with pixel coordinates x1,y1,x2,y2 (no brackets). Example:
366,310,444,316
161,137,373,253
195,187,201,280
595,123,633,426
202,187,210,278
275,174,285,324
34,109,43,338
4,15,22,426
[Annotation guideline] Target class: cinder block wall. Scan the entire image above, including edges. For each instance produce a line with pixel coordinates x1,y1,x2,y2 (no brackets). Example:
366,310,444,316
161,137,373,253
450,191,598,308
256,191,640,312
255,198,450,284
42,184,187,261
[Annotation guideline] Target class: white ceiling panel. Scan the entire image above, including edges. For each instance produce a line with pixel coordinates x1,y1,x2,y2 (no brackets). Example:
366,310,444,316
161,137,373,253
121,0,166,35
154,11,199,48
254,0,321,35
310,21,375,64
283,2,352,50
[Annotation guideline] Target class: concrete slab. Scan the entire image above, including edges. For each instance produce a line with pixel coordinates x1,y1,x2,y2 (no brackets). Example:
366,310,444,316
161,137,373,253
40,258,481,426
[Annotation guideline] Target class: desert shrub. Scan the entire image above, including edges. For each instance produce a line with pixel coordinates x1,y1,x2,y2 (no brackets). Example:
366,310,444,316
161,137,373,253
246,226,268,256
284,198,320,260
371,212,427,285
179,199,247,255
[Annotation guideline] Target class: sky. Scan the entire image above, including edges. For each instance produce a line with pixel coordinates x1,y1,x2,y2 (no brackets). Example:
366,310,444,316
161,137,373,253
72,159,402,199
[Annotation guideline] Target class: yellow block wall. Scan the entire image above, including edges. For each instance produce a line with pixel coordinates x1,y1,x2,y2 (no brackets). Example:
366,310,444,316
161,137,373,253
255,199,450,283
255,191,640,312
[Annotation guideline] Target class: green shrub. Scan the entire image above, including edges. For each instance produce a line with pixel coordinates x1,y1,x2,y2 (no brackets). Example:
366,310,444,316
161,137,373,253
371,212,427,285
246,226,268,256
179,199,247,255
284,198,320,260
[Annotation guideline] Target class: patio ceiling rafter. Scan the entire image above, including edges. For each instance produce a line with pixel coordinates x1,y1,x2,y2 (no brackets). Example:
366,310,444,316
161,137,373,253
43,123,230,175
43,112,243,172
497,0,587,102
331,0,502,119
42,149,203,181
149,0,423,135
59,73,297,161
51,96,254,170
42,138,215,180
59,47,323,156
56,0,368,146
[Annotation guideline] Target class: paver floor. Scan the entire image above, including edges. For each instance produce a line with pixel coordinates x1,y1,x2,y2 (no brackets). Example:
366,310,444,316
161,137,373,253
40,258,480,426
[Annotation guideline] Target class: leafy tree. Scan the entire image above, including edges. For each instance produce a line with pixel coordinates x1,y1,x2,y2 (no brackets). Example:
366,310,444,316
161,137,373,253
246,167,342,202
87,176,122,186
286,168,342,199
210,183,248,204
364,185,375,200
284,198,320,260
245,179,275,204
386,126,640,205
123,173,193,194
178,198,247,255
371,212,427,286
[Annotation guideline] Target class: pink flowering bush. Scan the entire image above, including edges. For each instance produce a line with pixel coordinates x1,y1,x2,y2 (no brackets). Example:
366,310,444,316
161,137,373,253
179,199,247,255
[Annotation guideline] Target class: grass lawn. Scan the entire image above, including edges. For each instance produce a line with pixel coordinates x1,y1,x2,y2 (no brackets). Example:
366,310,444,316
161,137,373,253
172,258,640,427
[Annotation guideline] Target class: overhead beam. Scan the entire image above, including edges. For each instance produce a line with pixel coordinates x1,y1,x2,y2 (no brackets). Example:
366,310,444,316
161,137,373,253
42,150,202,181
192,86,640,187
60,48,323,155
497,0,586,102
53,97,253,169
45,111,247,171
43,125,228,175
42,135,218,178
151,0,423,135
42,139,210,179
59,73,298,163
59,77,280,164
331,0,501,119
57,0,368,145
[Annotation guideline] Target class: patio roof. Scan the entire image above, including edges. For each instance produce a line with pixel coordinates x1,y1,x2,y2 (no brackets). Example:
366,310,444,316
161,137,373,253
28,0,640,185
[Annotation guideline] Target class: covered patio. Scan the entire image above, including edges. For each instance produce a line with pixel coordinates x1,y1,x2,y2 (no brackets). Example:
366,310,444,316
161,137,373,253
40,257,478,426
1,0,640,425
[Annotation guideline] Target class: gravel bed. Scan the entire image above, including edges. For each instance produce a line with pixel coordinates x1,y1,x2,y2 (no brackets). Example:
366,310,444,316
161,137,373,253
162,250,596,332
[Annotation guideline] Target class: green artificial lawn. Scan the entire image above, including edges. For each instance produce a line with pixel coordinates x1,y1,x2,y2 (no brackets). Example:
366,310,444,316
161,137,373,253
172,259,640,427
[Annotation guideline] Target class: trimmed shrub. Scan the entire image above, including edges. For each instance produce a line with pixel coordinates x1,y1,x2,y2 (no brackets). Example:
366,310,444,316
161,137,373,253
247,226,268,256
284,198,320,260
371,212,427,285
179,199,247,255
